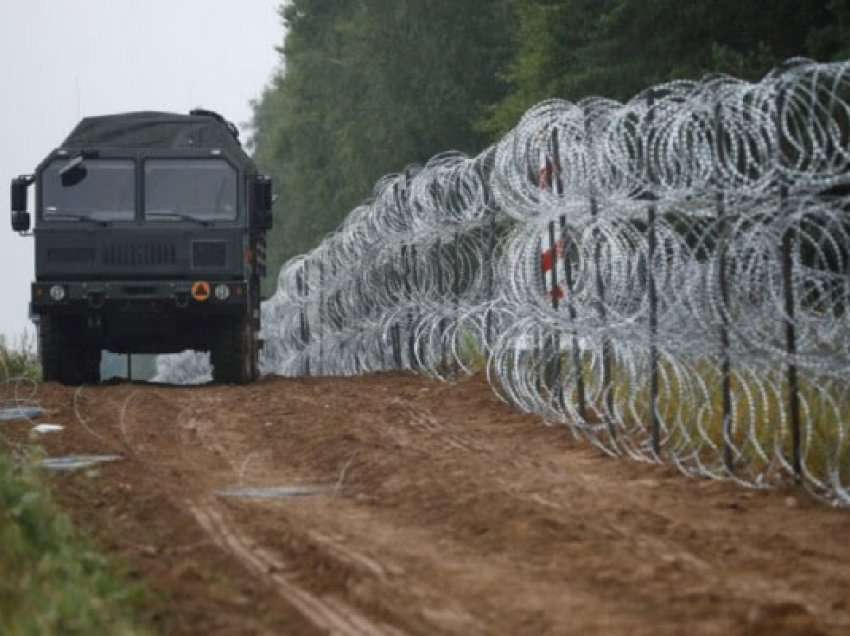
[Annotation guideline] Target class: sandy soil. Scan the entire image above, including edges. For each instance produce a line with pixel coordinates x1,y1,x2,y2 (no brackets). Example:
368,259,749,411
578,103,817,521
4,372,850,635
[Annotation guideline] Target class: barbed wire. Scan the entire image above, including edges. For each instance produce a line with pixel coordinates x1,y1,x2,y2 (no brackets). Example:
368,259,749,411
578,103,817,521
160,58,850,505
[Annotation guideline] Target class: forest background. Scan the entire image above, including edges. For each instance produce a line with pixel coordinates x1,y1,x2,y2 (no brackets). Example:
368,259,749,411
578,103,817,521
250,0,850,293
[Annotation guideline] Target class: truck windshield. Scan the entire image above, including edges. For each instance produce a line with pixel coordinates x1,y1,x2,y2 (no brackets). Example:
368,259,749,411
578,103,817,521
144,159,237,222
42,158,135,222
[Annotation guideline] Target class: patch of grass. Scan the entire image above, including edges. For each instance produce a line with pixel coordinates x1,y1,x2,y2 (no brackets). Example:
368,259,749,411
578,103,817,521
457,330,488,372
0,332,41,383
0,448,152,635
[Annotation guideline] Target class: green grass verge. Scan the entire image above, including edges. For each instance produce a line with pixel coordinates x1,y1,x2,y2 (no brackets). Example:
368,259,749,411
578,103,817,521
0,449,153,635
0,333,41,382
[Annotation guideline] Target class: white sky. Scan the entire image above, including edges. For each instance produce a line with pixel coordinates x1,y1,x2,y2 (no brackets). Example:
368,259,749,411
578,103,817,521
0,0,283,342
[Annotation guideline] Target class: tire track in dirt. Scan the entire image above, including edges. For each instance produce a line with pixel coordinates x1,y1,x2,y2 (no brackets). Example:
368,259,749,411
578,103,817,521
188,498,404,636
99,381,463,635
166,392,419,636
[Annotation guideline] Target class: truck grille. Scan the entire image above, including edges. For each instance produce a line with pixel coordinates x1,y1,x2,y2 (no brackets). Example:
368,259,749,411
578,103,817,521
192,241,227,268
47,247,96,263
103,242,177,267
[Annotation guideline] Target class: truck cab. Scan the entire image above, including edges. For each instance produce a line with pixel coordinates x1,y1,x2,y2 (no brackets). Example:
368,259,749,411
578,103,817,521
10,110,273,385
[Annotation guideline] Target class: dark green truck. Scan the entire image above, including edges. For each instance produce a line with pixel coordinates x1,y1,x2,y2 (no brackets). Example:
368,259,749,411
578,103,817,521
10,110,273,385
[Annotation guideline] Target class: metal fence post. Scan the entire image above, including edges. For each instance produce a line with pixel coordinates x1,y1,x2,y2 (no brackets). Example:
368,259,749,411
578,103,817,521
406,244,418,371
318,256,325,376
390,254,403,370
453,231,461,374
297,264,311,377
552,127,587,421
546,218,564,406
781,183,803,480
434,239,448,370
714,99,734,473
776,88,803,480
645,91,661,459
585,113,616,438
486,214,497,351
561,214,587,421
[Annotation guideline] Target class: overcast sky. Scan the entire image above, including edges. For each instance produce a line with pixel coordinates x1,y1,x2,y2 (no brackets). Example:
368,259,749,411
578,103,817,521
0,0,282,342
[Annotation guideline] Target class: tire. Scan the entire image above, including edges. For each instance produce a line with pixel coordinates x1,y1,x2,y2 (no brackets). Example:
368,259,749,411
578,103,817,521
39,314,64,383
79,345,101,385
211,317,257,384
39,315,101,386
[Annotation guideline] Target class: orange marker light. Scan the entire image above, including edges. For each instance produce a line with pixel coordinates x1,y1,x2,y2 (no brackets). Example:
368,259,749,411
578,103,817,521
192,281,211,302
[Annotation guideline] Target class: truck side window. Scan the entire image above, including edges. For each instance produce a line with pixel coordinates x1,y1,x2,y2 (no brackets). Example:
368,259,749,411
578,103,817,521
144,159,237,222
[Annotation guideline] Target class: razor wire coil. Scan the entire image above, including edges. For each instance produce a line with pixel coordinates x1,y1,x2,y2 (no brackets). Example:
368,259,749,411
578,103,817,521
158,59,850,505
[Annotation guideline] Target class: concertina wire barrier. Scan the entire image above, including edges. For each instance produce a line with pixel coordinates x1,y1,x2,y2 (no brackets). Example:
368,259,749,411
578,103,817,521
160,58,850,505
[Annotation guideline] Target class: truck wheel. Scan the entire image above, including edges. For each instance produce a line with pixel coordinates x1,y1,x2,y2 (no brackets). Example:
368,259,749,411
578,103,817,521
79,345,102,385
39,314,64,383
39,316,101,386
211,318,256,384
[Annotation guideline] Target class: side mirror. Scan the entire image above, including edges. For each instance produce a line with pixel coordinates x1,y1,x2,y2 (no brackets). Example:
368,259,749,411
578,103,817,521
253,175,274,230
11,211,30,232
10,176,32,233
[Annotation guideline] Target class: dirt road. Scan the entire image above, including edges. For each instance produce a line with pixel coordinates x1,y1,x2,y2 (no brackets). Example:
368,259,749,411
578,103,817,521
8,373,850,635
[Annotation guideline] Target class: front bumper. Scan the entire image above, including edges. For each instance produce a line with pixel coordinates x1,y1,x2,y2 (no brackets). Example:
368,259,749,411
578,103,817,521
32,279,249,312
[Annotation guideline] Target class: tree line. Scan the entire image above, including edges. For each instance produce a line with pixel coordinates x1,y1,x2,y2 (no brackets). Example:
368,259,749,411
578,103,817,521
250,0,850,293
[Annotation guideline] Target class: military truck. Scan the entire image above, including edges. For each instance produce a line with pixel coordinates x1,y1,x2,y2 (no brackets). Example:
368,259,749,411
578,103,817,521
9,109,273,385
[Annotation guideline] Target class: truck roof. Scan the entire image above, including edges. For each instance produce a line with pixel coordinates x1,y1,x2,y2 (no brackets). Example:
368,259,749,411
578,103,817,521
61,110,253,166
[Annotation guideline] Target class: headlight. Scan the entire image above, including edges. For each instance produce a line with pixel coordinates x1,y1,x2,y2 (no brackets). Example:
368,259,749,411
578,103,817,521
49,285,66,302
214,284,231,301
